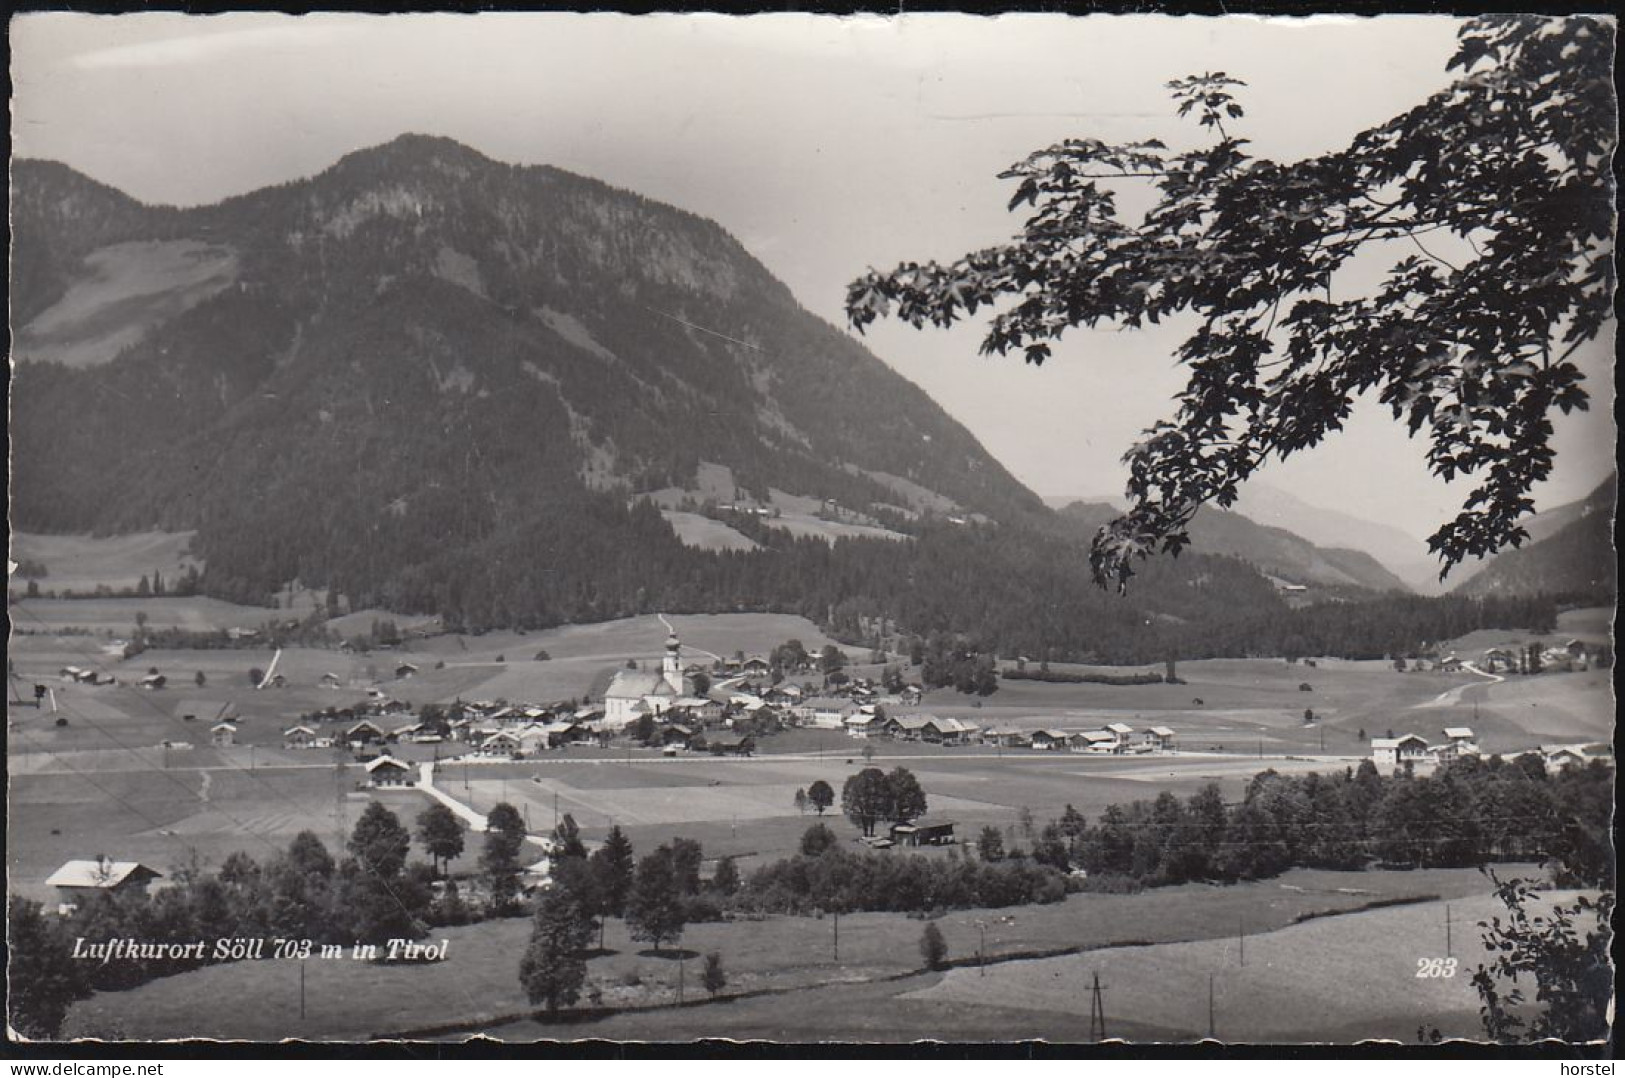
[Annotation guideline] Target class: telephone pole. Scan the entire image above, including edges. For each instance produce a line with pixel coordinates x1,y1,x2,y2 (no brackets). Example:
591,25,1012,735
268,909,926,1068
1239,918,1246,967
1207,972,1215,1039
1087,971,1108,1040
1445,904,1452,956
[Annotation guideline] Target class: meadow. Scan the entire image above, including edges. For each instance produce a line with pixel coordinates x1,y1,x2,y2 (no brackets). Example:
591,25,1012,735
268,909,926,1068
60,864,1510,1041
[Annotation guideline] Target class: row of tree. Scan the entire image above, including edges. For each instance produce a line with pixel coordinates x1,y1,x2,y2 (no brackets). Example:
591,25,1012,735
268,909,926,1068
996,756,1613,890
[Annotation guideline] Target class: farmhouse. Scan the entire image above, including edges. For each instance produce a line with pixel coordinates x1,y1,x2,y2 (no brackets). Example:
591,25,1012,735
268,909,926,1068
1144,726,1176,752
1103,722,1136,752
890,821,956,847
1371,734,1432,772
886,715,934,741
320,672,343,689
1070,730,1117,754
980,727,1031,749
282,725,318,749
210,721,238,747
1029,729,1071,751
480,730,524,756
709,735,755,756
346,719,387,746
1436,727,1479,762
844,713,884,738
921,716,979,745
395,663,420,680
138,673,167,690
366,756,414,787
46,860,163,915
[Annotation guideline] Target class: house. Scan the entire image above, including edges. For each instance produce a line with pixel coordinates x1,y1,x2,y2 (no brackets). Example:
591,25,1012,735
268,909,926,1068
1437,727,1479,761
738,656,771,677
1437,655,1463,673
921,716,979,745
346,719,387,745
320,672,343,689
708,735,755,757
887,715,934,741
210,721,238,747
1371,734,1432,772
395,662,420,680
480,730,524,756
138,673,167,690
365,756,414,787
660,723,698,749
1070,730,1117,754
46,860,162,915
1144,726,1176,753
844,713,884,739
890,821,956,847
1029,729,1071,751
1543,743,1611,768
898,684,924,706
980,727,1030,749
1104,722,1136,752
282,725,318,749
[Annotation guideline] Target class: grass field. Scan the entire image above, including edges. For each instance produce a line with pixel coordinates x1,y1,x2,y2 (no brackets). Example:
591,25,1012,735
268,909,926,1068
10,531,202,594
15,240,240,368
659,510,761,553
907,888,1590,1043
60,865,1509,1041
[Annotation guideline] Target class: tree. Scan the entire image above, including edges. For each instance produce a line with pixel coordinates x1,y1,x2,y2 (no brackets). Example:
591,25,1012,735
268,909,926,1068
977,825,1006,862
712,855,740,897
194,671,206,688
248,667,264,686
553,814,587,862
819,644,846,674
806,779,835,816
800,822,838,857
348,802,410,879
7,897,84,1039
481,802,527,915
626,848,686,952
415,803,464,877
668,838,704,896
793,787,809,815
287,830,335,879
919,922,948,971
702,951,727,997
886,767,928,824
1471,873,1613,1043
518,884,593,1014
841,768,896,837
844,16,1612,590
631,713,658,746
588,825,636,917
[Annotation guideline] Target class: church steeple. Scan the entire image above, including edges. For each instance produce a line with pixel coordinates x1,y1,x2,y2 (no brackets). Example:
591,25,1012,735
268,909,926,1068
662,631,682,689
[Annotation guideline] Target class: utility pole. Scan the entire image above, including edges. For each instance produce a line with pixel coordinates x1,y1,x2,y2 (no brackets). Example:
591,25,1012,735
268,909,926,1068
1446,904,1452,956
977,921,987,976
833,909,840,962
300,959,307,1020
1207,972,1215,1039
1087,971,1108,1040
553,791,559,830
1239,918,1246,967
678,953,685,1004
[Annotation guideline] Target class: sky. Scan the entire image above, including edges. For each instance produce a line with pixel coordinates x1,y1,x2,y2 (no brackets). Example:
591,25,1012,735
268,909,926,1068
10,12,1617,542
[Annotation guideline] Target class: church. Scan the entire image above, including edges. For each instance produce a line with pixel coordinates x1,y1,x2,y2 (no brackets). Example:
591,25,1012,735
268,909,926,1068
603,631,698,727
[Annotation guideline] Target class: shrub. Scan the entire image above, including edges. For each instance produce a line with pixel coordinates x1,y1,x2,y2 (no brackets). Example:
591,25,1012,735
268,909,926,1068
919,923,948,970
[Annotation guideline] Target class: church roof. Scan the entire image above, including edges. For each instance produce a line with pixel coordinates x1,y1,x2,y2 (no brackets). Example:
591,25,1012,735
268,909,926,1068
606,668,674,700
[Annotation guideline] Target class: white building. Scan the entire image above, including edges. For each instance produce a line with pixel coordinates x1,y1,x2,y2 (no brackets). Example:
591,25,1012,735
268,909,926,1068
603,632,692,727
1371,734,1432,772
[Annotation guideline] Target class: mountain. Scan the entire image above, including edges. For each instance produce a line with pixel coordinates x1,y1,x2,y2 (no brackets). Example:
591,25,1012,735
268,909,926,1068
12,137,1048,550
1055,500,1411,594
1452,478,1616,603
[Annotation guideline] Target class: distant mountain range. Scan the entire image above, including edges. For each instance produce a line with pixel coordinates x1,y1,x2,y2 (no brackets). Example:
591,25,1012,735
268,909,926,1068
1054,499,1410,595
1452,477,1616,603
9,135,1594,657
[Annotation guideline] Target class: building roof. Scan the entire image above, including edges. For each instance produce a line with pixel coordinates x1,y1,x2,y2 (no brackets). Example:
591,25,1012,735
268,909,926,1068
366,756,411,773
1443,727,1475,740
1032,728,1071,741
1105,722,1135,735
1372,734,1430,749
926,716,979,735
891,715,934,730
211,721,237,733
283,725,317,736
1148,726,1176,738
47,860,162,890
1075,730,1116,743
607,668,676,700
